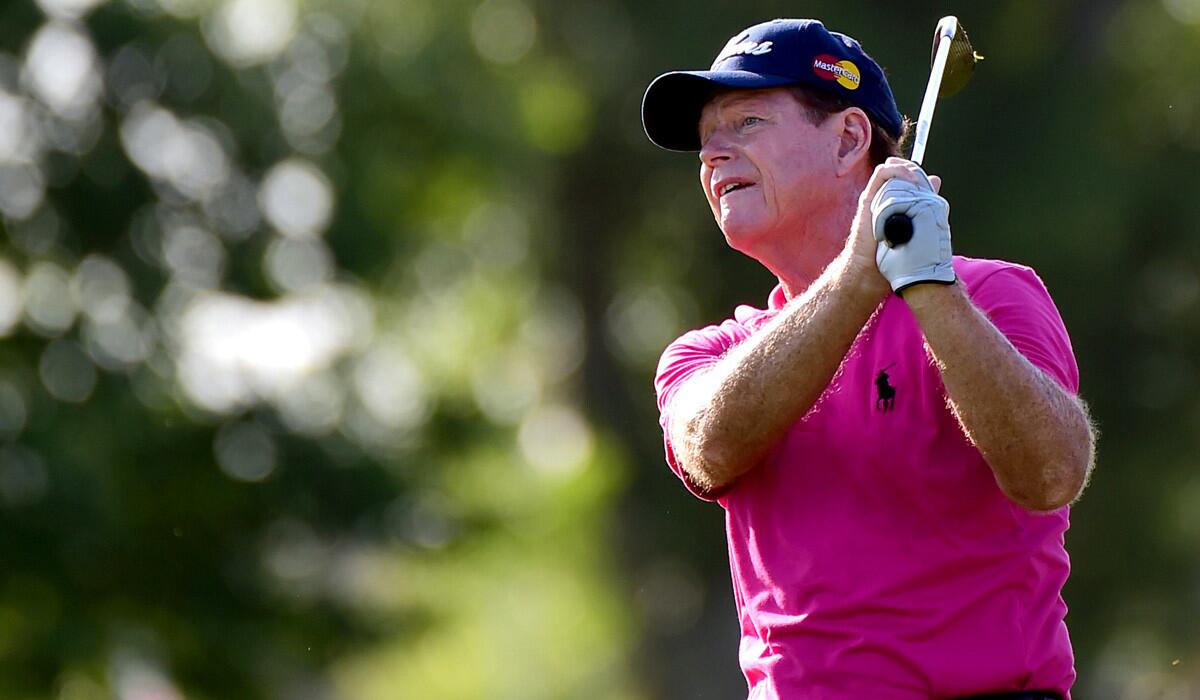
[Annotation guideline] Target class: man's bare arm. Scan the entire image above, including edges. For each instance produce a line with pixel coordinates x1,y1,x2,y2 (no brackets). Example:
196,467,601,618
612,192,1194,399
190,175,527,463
667,254,886,493
904,283,1096,511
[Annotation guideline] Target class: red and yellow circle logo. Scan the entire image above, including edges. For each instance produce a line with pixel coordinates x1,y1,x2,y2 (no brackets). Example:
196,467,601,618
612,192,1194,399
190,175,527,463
812,54,861,90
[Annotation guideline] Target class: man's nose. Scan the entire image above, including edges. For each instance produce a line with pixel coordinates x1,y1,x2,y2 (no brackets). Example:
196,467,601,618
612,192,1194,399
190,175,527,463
699,129,735,167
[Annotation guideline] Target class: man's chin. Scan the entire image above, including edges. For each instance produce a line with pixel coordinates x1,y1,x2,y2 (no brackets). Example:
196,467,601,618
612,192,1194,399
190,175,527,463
719,221,766,255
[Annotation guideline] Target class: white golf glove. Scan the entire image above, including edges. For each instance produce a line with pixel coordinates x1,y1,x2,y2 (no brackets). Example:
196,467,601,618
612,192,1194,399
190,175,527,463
870,172,956,294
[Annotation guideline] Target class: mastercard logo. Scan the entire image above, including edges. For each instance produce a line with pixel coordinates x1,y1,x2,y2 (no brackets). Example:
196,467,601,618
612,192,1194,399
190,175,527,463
812,54,861,90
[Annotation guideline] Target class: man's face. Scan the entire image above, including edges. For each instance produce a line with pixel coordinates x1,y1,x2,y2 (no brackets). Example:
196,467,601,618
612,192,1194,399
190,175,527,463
698,88,840,254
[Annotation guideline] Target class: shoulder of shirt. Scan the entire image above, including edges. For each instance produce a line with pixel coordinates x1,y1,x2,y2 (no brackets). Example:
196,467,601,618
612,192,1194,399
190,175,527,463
669,317,752,347
953,254,1042,289
663,294,776,356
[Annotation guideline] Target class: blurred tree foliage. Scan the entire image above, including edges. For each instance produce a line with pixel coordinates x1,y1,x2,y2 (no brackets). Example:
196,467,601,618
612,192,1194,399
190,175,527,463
0,0,1197,698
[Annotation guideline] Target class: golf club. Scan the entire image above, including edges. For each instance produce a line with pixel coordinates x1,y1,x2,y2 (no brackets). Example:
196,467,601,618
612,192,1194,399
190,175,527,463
882,15,981,246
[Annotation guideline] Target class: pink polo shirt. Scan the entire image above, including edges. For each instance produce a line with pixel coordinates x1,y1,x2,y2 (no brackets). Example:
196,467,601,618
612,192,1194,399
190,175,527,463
655,257,1079,700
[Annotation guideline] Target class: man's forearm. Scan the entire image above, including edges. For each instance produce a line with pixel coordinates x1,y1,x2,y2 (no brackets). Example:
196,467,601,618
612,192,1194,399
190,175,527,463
668,256,887,492
904,284,1095,511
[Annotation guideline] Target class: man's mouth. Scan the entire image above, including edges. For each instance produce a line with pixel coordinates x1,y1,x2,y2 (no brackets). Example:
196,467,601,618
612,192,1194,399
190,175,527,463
717,181,754,197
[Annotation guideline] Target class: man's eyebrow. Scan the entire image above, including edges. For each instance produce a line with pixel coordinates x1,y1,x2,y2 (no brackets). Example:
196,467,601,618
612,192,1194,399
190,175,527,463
700,93,775,135
711,94,775,113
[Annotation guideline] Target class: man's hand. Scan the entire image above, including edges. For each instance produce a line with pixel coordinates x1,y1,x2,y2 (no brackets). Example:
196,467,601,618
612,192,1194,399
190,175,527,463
847,158,944,296
870,163,956,294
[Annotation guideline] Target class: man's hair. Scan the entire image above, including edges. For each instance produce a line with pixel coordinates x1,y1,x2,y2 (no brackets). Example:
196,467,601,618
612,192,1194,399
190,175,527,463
789,86,912,166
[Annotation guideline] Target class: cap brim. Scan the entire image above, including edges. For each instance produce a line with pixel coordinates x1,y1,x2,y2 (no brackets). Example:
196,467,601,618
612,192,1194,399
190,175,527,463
641,70,797,151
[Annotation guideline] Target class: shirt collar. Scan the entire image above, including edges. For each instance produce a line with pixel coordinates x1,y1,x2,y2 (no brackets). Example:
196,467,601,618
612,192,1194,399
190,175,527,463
732,284,787,327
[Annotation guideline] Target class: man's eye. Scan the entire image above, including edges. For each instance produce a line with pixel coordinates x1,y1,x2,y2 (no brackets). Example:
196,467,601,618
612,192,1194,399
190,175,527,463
741,116,762,127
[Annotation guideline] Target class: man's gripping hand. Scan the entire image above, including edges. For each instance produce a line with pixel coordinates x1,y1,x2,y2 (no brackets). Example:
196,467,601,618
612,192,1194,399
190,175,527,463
870,166,955,294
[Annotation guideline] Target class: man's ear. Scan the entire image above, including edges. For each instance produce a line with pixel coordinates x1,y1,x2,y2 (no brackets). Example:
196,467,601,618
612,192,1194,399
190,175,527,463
835,108,872,175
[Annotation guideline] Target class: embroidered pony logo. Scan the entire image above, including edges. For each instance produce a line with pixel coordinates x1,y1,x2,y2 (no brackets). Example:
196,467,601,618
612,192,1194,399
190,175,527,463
875,363,896,413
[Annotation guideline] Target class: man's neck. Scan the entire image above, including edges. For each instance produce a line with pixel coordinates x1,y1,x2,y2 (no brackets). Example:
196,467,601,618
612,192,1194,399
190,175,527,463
758,196,859,301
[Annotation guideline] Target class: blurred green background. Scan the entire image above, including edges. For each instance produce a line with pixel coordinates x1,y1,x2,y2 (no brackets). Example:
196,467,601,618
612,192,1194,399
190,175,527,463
0,0,1196,697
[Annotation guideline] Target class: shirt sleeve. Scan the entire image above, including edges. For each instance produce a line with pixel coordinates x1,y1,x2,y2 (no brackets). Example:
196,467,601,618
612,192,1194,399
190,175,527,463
653,320,750,502
967,265,1080,393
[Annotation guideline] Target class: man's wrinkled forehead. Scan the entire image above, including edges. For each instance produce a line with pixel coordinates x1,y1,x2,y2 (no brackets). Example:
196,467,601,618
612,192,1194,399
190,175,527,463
701,88,792,122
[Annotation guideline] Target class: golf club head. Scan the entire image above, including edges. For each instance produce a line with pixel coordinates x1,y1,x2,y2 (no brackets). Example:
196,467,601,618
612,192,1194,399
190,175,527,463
933,16,982,98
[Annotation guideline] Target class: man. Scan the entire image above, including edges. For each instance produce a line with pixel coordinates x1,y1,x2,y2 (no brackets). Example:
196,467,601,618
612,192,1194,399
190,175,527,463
643,19,1095,700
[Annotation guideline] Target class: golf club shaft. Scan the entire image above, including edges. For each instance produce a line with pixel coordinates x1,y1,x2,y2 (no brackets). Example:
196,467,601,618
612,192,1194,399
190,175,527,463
910,22,956,165
882,17,958,246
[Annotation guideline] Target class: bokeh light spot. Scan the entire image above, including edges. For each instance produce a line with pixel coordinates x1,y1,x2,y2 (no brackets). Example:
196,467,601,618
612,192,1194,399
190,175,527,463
0,382,28,441
22,22,102,119
275,369,344,436
1164,0,1200,24
265,236,334,292
0,163,46,220
519,289,585,383
470,0,537,65
518,403,592,475
34,0,108,21
463,201,530,271
385,492,458,549
259,158,334,238
23,261,77,337
112,653,185,700
107,43,163,109
369,0,433,60
120,102,232,201
206,0,298,67
352,343,430,432
606,284,683,367
176,286,371,413
0,259,24,337
71,255,132,324
471,349,541,425
279,82,337,146
0,90,40,164
214,420,278,482
82,301,155,371
38,339,97,403
518,71,592,154
163,224,226,287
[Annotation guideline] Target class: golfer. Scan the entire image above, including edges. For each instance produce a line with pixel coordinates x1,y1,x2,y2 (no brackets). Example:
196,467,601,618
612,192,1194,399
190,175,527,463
645,19,1095,700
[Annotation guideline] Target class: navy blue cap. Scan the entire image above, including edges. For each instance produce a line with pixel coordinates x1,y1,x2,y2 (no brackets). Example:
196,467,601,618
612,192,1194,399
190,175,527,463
642,19,903,151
